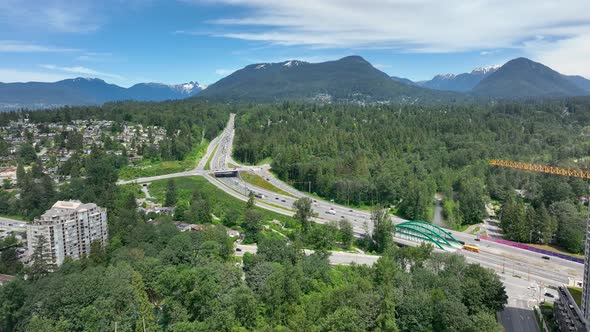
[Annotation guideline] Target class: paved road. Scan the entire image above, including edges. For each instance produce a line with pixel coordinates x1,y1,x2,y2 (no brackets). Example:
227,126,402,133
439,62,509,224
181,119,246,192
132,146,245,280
499,307,540,332
0,217,26,233
113,113,579,324
235,244,380,266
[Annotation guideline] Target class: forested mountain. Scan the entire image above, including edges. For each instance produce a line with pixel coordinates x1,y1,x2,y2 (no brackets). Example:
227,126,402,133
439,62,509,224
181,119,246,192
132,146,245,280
417,65,500,92
0,78,204,109
198,56,460,103
564,75,590,93
390,76,417,86
472,58,589,97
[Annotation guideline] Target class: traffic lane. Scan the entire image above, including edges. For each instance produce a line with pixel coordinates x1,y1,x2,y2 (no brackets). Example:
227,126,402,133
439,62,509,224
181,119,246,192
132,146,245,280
458,235,584,275
448,230,583,272
498,307,539,332
217,174,578,283
461,250,569,286
118,170,197,185
0,217,27,232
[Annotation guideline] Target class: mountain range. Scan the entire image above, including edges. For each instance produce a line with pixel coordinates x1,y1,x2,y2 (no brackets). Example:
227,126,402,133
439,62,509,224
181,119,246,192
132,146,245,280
197,56,458,103
0,78,204,109
414,65,501,92
471,58,589,97
406,59,590,97
1,56,590,110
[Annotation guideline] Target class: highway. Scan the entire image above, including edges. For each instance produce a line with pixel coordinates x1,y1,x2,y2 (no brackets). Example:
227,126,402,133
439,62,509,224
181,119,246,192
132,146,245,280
114,113,580,330
0,217,27,233
120,113,584,284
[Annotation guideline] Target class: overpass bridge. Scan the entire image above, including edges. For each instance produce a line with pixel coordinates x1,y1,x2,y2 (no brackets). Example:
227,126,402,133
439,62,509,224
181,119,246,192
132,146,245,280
395,220,463,250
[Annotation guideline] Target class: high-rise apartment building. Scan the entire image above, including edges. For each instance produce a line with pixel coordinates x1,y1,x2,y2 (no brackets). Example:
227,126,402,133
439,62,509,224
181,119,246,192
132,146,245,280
27,200,108,267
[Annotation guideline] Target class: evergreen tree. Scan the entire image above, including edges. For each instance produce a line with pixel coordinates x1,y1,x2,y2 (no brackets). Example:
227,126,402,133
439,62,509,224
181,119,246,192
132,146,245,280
371,205,395,253
293,197,315,233
165,179,177,207
246,191,256,209
28,235,52,280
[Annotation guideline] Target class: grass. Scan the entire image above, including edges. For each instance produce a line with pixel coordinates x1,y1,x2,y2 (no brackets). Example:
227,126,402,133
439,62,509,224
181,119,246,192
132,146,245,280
204,144,218,171
240,157,273,166
456,223,471,232
239,171,295,198
0,214,26,222
469,226,481,235
147,176,295,225
119,140,209,180
529,243,585,259
568,286,583,307
539,302,558,332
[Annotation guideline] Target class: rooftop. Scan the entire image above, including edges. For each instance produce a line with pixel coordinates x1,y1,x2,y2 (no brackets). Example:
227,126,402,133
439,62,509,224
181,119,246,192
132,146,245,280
33,200,101,223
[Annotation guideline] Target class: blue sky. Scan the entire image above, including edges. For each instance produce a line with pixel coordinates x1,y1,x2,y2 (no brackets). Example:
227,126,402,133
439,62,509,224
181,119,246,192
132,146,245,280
1,0,589,87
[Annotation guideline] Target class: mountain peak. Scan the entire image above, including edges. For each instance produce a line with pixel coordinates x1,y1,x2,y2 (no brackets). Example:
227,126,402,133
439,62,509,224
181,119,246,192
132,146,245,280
338,55,370,64
282,60,307,68
433,73,456,80
471,65,500,74
472,57,587,97
68,77,106,83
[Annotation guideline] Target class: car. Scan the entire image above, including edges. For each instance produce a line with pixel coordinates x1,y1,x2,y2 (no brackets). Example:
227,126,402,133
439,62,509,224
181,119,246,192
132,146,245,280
235,248,242,252
544,292,555,298
281,199,286,202
349,209,353,212
541,255,550,260
474,238,480,242
341,216,345,218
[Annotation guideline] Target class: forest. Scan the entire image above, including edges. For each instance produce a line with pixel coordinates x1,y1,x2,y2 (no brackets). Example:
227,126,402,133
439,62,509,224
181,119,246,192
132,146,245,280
0,100,513,331
233,98,590,253
0,179,507,332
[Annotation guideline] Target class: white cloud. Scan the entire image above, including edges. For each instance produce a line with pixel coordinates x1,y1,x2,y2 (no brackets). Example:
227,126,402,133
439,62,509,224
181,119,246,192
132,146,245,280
0,40,78,53
0,68,71,83
523,30,590,78
191,0,590,74
0,0,101,33
40,64,126,81
0,0,153,34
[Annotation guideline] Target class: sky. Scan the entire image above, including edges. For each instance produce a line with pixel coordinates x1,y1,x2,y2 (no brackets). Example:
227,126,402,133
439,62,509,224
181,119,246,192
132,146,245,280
0,0,589,87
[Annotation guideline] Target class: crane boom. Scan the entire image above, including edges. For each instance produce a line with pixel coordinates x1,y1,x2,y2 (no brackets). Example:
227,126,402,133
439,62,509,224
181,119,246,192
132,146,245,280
490,158,590,321
489,159,590,179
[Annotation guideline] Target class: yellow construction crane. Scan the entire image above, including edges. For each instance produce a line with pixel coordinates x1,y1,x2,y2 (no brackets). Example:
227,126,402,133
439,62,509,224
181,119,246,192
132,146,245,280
489,159,590,179
489,159,590,320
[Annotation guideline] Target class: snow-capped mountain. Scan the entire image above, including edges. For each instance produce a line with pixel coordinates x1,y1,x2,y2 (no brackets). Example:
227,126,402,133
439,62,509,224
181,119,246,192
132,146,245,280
170,81,207,95
0,78,205,109
417,65,500,92
471,65,501,75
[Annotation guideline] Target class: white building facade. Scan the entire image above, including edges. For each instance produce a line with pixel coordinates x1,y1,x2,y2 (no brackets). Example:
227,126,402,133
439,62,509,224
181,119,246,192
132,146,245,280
27,200,108,266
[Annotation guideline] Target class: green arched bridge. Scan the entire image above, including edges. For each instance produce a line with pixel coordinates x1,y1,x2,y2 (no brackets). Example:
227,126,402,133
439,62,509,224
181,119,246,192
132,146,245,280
395,220,463,250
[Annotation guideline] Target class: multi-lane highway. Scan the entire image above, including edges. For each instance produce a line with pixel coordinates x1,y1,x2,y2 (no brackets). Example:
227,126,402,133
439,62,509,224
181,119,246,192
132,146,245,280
116,113,582,330
122,113,584,286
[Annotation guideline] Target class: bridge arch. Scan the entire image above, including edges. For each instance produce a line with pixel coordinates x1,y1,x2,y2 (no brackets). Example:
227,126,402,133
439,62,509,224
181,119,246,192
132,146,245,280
395,220,462,250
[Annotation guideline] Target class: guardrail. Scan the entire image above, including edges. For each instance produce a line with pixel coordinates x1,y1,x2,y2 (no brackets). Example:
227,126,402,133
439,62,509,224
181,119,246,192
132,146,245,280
480,235,584,264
